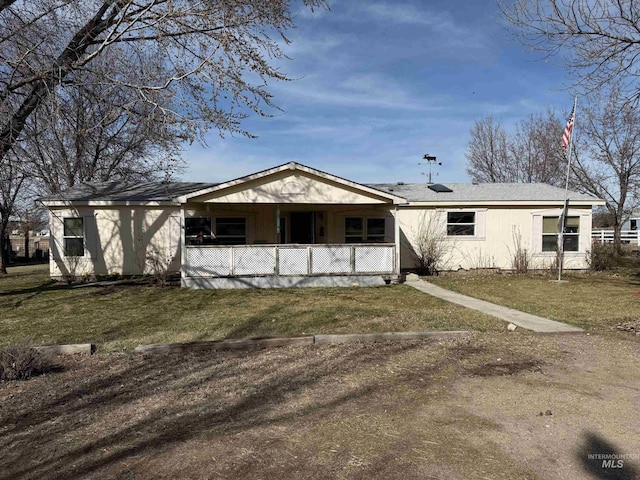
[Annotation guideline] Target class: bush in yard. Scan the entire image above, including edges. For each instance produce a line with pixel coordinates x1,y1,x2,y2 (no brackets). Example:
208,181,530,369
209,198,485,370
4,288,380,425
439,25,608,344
0,345,55,381
586,240,617,272
509,227,531,274
406,212,457,276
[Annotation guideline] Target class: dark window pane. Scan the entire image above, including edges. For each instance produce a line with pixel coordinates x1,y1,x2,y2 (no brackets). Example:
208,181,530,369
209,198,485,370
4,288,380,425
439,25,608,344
345,218,363,237
185,217,212,237
542,234,558,252
64,218,83,237
216,218,246,237
367,218,385,236
564,234,579,252
447,212,475,224
447,224,475,236
64,238,84,256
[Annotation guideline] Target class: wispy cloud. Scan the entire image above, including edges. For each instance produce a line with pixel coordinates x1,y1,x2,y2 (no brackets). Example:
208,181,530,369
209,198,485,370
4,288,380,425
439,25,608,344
274,73,447,111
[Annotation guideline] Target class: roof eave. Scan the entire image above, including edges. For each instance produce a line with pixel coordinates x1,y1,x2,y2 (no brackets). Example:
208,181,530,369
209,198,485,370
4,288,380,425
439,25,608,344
43,200,181,207
401,200,606,207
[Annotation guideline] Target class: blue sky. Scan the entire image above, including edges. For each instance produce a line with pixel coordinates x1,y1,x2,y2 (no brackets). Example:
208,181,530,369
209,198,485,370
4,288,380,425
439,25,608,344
182,0,572,185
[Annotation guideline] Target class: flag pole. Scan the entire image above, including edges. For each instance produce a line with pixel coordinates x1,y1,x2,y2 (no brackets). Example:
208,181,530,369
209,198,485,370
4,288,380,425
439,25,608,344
558,95,578,282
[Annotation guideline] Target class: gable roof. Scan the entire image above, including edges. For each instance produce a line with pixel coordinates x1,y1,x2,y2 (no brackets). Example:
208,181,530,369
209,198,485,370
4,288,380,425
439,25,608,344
367,182,604,205
176,162,407,204
41,163,605,207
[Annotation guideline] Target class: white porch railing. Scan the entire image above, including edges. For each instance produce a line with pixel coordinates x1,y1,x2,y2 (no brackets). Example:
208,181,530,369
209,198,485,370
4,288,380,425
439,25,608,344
591,229,639,245
183,244,396,277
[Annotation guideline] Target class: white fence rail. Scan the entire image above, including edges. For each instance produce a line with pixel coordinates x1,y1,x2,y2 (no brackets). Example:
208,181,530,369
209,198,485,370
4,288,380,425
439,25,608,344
591,229,639,245
184,244,396,278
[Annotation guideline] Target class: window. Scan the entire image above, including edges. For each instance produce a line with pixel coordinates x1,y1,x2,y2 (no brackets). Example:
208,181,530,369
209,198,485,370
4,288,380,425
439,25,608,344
63,218,84,256
185,217,213,245
366,218,385,242
345,217,363,243
542,216,579,252
631,219,638,231
447,212,475,236
344,217,386,243
216,217,246,245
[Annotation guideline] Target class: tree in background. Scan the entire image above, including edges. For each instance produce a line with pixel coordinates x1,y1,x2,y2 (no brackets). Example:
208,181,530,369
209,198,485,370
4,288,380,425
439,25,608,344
0,0,326,274
500,0,640,104
571,85,640,253
0,156,24,273
465,116,510,182
466,110,565,185
19,48,185,195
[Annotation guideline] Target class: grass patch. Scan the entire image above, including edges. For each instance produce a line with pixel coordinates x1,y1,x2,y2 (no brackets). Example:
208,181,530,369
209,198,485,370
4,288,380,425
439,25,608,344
0,265,503,352
430,270,640,330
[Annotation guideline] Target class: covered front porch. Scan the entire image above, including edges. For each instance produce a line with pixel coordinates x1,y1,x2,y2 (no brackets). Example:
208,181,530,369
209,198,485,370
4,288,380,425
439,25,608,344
175,163,406,289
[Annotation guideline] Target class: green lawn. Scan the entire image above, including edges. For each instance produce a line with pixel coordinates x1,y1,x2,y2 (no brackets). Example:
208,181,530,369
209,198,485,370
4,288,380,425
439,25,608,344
430,270,640,330
0,265,504,352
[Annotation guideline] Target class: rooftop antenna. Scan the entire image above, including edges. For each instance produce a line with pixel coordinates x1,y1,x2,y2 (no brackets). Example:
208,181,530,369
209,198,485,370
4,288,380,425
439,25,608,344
419,154,441,184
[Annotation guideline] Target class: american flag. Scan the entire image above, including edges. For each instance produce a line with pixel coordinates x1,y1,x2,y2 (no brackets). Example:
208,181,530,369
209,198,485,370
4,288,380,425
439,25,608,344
562,107,575,151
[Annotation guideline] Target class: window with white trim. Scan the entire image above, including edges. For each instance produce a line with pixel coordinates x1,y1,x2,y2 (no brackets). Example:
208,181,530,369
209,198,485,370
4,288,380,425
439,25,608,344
185,217,213,245
344,217,386,243
215,217,246,245
542,216,579,252
447,211,475,236
63,218,84,256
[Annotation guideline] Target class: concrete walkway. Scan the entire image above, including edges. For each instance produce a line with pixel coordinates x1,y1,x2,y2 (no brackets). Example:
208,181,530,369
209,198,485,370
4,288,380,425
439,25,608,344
406,279,584,333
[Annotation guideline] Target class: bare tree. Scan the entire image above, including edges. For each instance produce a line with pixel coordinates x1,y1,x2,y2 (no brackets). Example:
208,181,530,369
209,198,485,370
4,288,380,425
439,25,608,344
0,1,326,161
0,0,326,274
465,116,511,182
510,110,565,185
571,85,640,253
500,0,640,103
466,111,565,185
0,151,28,273
20,49,185,194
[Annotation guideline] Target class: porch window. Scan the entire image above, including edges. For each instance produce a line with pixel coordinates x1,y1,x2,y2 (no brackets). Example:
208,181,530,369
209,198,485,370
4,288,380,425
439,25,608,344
63,218,84,256
447,211,475,236
216,217,246,245
345,218,363,243
185,217,213,245
345,217,386,243
366,218,386,242
542,216,579,252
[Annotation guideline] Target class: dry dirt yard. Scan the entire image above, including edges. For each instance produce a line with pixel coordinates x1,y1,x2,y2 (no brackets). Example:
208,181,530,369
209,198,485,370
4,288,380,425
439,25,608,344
1,332,639,480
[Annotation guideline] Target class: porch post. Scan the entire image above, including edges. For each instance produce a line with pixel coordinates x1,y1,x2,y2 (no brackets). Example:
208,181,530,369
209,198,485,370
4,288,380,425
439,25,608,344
394,205,401,275
276,205,280,244
180,205,186,283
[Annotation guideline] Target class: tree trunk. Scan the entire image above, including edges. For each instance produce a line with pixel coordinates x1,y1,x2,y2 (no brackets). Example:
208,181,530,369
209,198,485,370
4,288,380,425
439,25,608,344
0,219,9,274
613,220,623,255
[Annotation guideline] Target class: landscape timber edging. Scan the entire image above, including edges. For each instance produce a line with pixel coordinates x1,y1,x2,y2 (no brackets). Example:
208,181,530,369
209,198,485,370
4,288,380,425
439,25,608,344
134,331,472,355
34,344,95,355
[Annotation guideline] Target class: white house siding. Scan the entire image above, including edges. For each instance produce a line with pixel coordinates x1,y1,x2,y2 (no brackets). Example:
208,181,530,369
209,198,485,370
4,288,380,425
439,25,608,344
397,205,593,271
49,206,181,279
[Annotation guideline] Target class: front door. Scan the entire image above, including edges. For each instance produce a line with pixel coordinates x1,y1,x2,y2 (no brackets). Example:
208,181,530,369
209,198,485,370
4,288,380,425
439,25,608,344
290,212,314,244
